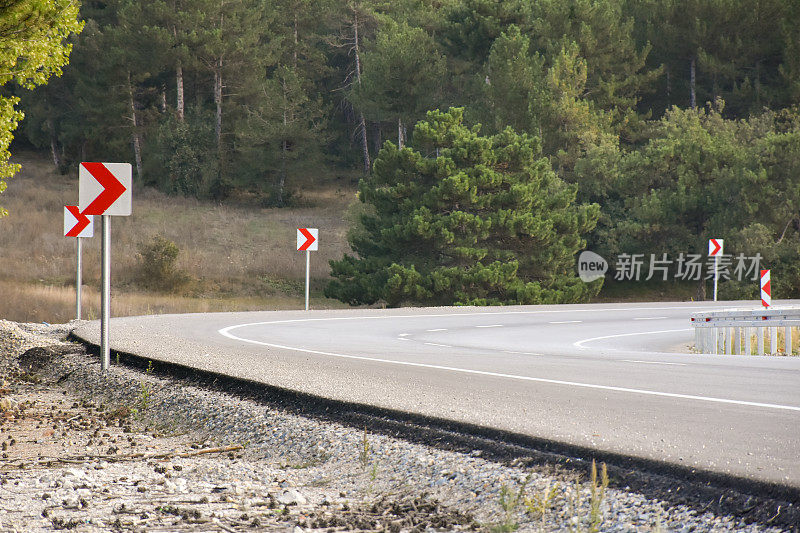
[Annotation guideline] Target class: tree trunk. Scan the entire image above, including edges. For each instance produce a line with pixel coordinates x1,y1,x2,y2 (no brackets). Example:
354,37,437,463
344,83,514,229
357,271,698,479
176,61,185,122
278,78,288,207
665,65,671,105
690,56,697,109
279,140,287,207
160,88,167,113
127,72,143,182
47,117,61,169
353,10,370,173
214,59,223,154
293,12,298,70
372,122,381,154
696,277,706,301
397,117,405,148
755,59,761,107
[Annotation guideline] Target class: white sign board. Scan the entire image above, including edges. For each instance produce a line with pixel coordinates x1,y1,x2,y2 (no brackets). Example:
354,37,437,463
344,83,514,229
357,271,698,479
64,206,94,238
297,228,319,251
708,238,724,256
79,162,132,216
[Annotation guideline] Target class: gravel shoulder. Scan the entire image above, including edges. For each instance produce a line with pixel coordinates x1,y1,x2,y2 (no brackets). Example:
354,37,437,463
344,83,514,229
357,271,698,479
0,320,795,532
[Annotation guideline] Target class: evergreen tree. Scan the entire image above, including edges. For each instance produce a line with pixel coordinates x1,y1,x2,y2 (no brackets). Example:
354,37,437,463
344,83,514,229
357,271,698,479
326,107,601,306
482,29,617,186
530,0,660,126
612,101,776,298
353,21,446,148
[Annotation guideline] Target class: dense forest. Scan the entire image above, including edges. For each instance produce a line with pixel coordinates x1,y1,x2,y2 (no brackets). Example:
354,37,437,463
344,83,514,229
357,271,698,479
11,0,800,300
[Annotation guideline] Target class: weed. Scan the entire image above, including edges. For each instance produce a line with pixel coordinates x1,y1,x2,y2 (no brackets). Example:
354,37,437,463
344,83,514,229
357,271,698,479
131,361,153,420
259,275,304,296
524,478,559,523
588,460,609,532
491,475,530,533
566,460,609,533
359,426,370,470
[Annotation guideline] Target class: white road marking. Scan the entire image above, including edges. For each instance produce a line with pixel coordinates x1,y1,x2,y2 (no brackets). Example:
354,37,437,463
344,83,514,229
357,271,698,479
397,338,410,341
573,328,693,349
213,304,745,329
398,333,410,337
634,316,669,321
504,351,543,356
217,324,800,413
476,324,503,328
621,359,688,366
426,328,448,332
424,342,451,348
549,320,582,324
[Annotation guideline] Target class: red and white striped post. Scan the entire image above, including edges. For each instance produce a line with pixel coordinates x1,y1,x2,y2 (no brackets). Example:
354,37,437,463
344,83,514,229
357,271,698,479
760,269,771,308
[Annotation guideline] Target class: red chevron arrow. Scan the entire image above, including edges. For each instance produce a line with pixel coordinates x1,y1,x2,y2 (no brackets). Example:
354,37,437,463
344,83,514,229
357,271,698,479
709,239,722,256
65,205,90,237
298,227,316,251
81,162,127,215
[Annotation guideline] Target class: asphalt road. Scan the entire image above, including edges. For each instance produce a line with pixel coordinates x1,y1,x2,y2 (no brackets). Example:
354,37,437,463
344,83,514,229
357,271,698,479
72,301,800,488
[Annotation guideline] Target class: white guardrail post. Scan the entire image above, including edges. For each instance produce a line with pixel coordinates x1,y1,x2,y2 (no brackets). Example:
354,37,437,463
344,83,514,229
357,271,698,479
691,307,800,355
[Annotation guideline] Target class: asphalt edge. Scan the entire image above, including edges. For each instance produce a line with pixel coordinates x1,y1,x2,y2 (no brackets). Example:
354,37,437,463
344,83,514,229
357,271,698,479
67,330,799,530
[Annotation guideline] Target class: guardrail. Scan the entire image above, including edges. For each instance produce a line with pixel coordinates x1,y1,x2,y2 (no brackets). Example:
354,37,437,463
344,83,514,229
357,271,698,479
691,307,800,355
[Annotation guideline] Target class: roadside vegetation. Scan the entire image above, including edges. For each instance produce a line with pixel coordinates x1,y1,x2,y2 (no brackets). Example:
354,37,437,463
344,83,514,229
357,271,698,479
1,0,799,315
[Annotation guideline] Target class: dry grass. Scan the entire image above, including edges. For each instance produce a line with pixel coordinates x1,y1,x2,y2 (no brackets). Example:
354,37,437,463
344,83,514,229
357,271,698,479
0,151,359,322
746,327,799,355
0,280,340,324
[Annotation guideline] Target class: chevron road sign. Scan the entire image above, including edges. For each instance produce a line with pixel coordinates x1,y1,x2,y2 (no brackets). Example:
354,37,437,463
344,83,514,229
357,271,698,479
64,205,94,238
297,227,318,251
761,269,771,308
79,162,132,216
709,238,724,301
708,238,723,256
64,205,94,321
78,162,133,372
297,228,319,310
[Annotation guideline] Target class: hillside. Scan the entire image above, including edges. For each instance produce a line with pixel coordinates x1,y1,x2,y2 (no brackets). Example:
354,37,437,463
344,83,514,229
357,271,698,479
0,151,358,323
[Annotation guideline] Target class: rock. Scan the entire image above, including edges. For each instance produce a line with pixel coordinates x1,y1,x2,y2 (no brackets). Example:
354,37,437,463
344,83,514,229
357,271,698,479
64,468,84,479
278,489,307,506
174,477,188,493
62,495,80,509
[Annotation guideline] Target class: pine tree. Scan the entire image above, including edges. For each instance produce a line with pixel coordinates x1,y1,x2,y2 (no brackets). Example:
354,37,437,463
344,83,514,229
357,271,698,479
326,107,601,306
353,21,447,148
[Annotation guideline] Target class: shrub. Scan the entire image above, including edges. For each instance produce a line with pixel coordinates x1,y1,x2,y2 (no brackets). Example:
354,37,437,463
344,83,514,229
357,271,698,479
135,235,189,293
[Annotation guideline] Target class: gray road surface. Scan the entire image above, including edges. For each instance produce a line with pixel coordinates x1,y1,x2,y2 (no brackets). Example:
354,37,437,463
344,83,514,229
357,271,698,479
72,301,800,488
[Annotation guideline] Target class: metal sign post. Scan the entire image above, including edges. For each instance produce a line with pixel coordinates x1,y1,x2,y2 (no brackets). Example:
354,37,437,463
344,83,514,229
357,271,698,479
79,162,132,371
76,238,82,320
101,215,111,369
297,228,319,311
305,249,311,311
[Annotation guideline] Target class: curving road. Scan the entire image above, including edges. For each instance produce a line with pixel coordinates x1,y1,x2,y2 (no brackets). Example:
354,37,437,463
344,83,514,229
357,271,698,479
72,301,800,488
